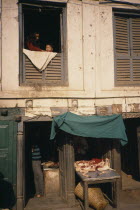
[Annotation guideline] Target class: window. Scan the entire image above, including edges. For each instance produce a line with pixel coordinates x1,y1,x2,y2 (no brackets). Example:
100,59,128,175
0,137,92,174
19,1,67,85
114,10,140,86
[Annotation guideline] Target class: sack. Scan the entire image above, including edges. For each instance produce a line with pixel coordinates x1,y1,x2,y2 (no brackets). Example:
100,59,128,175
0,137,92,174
75,182,108,210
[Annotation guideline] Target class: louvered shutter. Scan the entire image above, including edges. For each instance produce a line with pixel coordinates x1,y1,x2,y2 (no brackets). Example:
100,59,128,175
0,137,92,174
114,13,140,86
24,53,62,85
131,17,140,83
45,53,62,82
25,56,43,81
114,15,131,85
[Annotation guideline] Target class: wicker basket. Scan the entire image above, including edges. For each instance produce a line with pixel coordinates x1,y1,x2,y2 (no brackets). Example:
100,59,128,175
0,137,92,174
75,182,108,210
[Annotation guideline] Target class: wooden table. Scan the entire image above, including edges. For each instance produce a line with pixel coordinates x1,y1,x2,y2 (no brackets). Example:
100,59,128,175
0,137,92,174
76,170,120,210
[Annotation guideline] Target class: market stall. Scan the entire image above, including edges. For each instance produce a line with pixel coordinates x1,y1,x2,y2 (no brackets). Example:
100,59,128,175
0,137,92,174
50,112,128,209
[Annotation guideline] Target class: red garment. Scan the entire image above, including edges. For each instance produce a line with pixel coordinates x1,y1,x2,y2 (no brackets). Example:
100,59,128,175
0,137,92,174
27,41,42,51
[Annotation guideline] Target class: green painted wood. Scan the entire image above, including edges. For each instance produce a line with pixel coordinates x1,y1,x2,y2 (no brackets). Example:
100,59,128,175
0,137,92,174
0,120,17,195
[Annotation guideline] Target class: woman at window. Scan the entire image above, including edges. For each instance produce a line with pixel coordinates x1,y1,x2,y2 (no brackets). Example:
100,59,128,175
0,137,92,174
26,32,43,51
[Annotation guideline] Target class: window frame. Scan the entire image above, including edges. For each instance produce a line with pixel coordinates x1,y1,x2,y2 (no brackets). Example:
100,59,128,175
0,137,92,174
19,1,68,86
113,9,140,86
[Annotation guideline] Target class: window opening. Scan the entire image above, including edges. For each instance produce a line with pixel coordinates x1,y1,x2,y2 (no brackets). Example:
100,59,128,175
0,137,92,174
23,5,62,52
19,3,67,85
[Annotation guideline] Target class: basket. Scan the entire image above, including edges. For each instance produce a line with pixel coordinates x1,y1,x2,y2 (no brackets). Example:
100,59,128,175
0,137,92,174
75,182,108,210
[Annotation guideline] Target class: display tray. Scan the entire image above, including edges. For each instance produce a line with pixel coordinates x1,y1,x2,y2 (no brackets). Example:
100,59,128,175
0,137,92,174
76,169,120,181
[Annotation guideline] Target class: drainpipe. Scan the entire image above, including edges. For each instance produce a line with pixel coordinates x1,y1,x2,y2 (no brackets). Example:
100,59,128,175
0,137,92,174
17,122,24,210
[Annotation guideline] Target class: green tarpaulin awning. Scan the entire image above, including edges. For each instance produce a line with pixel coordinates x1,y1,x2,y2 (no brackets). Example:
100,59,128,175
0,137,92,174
50,112,128,146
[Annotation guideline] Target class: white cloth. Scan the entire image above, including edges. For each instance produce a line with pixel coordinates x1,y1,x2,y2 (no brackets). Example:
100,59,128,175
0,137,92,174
23,49,57,71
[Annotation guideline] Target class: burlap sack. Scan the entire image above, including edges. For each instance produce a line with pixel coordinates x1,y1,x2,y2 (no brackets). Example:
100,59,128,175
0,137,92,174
75,182,108,210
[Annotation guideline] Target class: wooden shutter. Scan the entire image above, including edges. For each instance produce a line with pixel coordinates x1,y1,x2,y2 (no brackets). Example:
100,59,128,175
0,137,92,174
132,59,140,82
131,18,140,83
114,13,140,86
132,18,140,55
45,53,62,82
25,56,43,81
24,53,62,85
114,14,131,85
115,15,129,55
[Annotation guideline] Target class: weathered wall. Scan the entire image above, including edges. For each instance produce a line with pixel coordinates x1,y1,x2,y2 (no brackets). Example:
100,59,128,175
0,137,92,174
2,0,19,90
0,0,140,117
95,2,140,98
0,97,140,118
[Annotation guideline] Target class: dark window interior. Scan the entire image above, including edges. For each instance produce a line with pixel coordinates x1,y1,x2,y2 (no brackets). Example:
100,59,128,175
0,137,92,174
73,137,113,161
23,5,62,52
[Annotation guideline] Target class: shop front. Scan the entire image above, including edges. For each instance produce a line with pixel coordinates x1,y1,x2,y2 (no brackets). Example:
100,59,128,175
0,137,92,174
16,111,128,210
49,112,128,209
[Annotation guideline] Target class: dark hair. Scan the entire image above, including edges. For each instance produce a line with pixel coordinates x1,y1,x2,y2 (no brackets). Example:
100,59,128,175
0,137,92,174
27,32,40,42
46,43,53,47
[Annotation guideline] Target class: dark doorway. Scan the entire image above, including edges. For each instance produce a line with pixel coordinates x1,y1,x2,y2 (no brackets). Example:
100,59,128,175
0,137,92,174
24,121,58,205
121,118,140,190
122,118,140,179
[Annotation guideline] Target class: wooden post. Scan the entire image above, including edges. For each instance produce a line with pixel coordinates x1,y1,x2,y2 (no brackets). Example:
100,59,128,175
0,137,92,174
112,139,121,209
58,138,67,201
84,181,88,210
65,138,75,206
59,135,76,206
112,140,121,175
16,130,24,210
0,0,2,91
137,127,140,177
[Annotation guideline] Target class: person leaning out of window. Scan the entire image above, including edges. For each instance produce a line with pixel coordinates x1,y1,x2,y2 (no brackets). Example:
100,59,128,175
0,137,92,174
26,32,44,51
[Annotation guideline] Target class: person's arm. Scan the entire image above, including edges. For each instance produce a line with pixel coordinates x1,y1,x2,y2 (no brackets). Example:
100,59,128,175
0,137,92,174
27,41,42,51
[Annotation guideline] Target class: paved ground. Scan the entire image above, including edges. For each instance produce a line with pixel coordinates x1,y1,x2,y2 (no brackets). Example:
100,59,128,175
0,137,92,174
24,189,140,210
121,171,140,190
24,195,81,210
119,189,140,210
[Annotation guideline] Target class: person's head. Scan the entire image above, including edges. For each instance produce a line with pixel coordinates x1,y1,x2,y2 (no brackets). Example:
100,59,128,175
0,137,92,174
46,44,53,52
32,144,38,149
27,32,40,42
34,32,40,40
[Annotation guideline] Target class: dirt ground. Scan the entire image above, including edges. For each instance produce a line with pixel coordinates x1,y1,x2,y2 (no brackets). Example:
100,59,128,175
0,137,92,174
24,189,140,210
119,189,140,210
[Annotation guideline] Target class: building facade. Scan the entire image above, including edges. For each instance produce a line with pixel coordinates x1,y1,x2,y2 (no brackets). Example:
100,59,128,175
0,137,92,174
1,0,140,209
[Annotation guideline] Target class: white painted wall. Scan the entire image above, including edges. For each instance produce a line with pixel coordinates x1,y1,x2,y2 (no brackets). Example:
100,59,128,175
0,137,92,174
2,0,19,90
